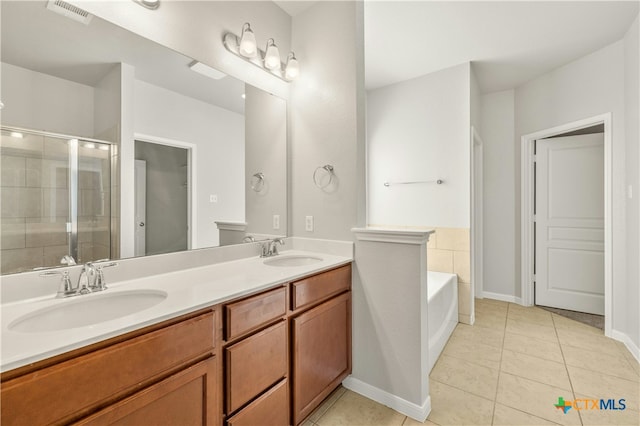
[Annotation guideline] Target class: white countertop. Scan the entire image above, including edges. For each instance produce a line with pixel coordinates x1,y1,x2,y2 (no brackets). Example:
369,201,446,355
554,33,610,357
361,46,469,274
1,249,352,373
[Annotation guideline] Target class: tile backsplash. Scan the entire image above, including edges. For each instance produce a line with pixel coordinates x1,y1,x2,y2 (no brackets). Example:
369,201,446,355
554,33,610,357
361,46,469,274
427,227,471,324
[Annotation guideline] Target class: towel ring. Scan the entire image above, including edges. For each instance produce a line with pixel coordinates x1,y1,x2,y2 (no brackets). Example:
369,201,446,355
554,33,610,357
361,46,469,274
250,172,265,192
313,165,335,189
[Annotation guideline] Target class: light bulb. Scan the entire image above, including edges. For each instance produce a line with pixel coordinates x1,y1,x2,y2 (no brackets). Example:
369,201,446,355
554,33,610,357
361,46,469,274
264,39,281,70
239,23,257,58
285,53,300,80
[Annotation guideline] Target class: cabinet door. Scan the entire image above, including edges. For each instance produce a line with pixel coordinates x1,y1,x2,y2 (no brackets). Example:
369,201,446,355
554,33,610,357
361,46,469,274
292,292,351,425
77,356,218,426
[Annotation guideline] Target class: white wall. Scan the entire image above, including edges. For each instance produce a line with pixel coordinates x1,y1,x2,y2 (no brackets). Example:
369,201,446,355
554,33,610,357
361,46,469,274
245,85,287,237
93,65,122,143
72,1,291,100
624,15,639,352
290,1,366,240
367,63,471,228
133,80,245,249
514,41,627,335
480,90,516,298
1,62,94,137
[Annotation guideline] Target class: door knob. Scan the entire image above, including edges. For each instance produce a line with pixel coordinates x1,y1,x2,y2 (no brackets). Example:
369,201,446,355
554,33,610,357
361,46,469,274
139,222,145,227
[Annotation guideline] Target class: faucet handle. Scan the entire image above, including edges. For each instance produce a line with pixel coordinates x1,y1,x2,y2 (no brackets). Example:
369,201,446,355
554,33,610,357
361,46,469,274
40,270,74,298
60,255,77,266
93,261,118,291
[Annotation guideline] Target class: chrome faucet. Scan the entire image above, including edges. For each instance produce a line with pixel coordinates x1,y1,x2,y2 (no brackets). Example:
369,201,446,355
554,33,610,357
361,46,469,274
77,263,96,294
40,259,118,298
261,238,284,257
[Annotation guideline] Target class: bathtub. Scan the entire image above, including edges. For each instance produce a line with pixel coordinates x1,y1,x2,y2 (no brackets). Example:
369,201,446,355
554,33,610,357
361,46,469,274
428,271,458,373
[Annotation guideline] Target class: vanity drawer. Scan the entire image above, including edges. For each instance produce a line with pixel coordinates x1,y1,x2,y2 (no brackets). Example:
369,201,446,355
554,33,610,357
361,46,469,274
226,378,288,426
225,321,287,414
292,264,351,311
1,311,215,426
225,286,286,341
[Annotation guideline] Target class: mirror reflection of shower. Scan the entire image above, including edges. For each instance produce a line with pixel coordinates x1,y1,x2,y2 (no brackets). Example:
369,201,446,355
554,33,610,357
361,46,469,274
134,140,189,257
0,128,112,274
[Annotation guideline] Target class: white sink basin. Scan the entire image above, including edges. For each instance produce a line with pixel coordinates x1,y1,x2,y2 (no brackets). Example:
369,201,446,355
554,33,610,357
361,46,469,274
8,290,168,333
263,255,323,267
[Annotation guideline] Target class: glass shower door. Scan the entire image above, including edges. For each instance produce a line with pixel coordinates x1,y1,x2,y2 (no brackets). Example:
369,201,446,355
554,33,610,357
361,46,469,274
0,129,111,274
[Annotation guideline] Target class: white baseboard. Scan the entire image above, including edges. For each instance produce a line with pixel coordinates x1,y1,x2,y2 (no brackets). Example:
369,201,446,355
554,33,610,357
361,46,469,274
480,291,522,305
342,376,431,422
610,329,640,364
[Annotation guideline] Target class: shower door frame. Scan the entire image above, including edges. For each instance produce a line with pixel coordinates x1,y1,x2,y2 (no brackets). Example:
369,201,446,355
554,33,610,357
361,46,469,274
1,126,113,266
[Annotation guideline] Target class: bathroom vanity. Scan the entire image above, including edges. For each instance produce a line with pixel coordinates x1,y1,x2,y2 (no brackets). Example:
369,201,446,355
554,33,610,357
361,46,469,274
0,253,352,426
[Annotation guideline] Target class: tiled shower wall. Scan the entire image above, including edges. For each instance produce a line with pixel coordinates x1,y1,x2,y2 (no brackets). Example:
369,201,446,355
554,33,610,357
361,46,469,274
1,135,111,274
426,227,472,324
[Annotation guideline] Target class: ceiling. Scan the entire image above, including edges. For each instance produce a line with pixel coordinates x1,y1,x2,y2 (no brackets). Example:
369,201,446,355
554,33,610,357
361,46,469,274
365,1,639,92
273,0,318,17
1,1,246,114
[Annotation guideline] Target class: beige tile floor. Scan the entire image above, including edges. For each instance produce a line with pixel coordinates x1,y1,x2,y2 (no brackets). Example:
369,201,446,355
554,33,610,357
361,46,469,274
306,299,640,426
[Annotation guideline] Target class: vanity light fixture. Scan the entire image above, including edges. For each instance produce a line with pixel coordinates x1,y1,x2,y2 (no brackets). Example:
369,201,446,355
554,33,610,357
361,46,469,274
285,52,300,81
132,0,160,10
223,22,299,82
263,39,281,70
238,23,257,58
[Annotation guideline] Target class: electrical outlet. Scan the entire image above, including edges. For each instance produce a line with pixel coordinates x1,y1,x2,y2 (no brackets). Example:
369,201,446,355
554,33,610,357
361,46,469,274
305,215,314,232
209,194,218,203
273,215,280,230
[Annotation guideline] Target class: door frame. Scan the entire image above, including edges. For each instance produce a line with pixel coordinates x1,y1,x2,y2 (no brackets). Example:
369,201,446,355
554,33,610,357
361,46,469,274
134,133,198,250
520,113,612,336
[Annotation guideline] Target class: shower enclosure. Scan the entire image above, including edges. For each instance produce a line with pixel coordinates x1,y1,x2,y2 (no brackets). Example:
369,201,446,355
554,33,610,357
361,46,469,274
1,127,112,274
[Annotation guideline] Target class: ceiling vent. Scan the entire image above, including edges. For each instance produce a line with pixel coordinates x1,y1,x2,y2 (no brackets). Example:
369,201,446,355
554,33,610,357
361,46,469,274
46,0,93,25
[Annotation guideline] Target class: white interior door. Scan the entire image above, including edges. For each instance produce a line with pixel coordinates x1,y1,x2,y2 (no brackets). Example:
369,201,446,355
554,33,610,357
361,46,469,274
134,160,147,257
535,133,604,314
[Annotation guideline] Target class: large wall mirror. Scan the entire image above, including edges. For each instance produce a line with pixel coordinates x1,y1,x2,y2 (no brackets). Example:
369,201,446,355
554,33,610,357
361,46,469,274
0,1,287,275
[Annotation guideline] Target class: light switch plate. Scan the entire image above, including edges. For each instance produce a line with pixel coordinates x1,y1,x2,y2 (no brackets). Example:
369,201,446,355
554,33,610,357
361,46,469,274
209,194,218,203
273,215,280,230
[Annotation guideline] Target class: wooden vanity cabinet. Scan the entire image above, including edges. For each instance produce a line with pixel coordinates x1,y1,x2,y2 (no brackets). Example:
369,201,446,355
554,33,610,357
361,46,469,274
222,265,352,426
1,263,352,426
291,264,352,425
0,309,221,426
222,286,289,425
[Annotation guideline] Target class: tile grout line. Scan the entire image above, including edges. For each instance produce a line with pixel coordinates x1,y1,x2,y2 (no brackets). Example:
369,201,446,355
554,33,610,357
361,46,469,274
551,313,584,426
429,377,495,405
311,387,346,425
489,302,508,425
